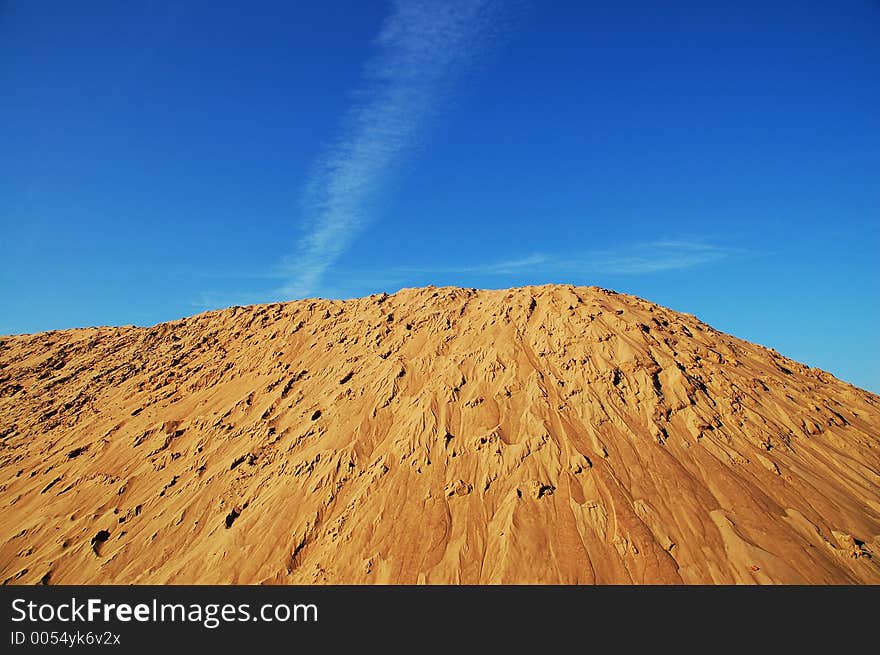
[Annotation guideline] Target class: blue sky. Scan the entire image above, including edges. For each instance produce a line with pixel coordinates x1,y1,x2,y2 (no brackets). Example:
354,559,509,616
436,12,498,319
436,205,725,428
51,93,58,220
1,1,878,392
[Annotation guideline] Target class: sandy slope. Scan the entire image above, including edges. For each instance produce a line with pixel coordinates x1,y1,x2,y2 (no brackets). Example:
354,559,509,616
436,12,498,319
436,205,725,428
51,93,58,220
1,285,878,584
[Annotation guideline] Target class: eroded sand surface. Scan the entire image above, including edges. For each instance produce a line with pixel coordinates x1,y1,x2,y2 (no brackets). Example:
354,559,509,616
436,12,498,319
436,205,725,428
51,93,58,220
1,285,878,584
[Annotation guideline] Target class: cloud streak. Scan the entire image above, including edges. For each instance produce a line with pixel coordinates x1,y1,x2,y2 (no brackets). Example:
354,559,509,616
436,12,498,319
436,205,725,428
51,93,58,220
195,238,746,308
282,0,504,298
393,240,739,277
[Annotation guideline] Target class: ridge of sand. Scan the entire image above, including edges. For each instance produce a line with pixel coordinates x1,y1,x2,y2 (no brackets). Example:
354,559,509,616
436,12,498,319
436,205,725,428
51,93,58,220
1,285,878,584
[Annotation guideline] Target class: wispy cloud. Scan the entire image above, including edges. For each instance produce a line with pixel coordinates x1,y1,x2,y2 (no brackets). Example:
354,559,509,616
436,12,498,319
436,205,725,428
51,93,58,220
194,238,747,308
392,239,740,277
578,239,733,275
281,0,506,298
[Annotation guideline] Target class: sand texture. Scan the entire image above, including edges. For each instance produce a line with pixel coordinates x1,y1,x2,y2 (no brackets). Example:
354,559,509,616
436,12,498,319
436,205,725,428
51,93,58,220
1,285,878,584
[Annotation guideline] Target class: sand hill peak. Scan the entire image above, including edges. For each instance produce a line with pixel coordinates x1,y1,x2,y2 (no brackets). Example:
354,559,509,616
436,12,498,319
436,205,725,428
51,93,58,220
1,285,878,584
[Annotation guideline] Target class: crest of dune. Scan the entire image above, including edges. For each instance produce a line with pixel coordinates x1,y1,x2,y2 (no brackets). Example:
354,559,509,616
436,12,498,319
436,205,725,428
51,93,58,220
1,285,878,584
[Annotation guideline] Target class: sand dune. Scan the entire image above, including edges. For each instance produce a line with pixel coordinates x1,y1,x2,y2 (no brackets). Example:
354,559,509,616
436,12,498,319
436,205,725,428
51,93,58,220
1,285,878,584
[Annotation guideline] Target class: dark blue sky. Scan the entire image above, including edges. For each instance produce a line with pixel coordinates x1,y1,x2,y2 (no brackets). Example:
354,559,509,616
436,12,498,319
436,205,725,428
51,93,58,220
1,1,878,392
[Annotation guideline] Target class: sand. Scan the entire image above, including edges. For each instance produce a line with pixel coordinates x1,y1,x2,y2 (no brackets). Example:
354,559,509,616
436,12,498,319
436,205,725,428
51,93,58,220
1,285,878,584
